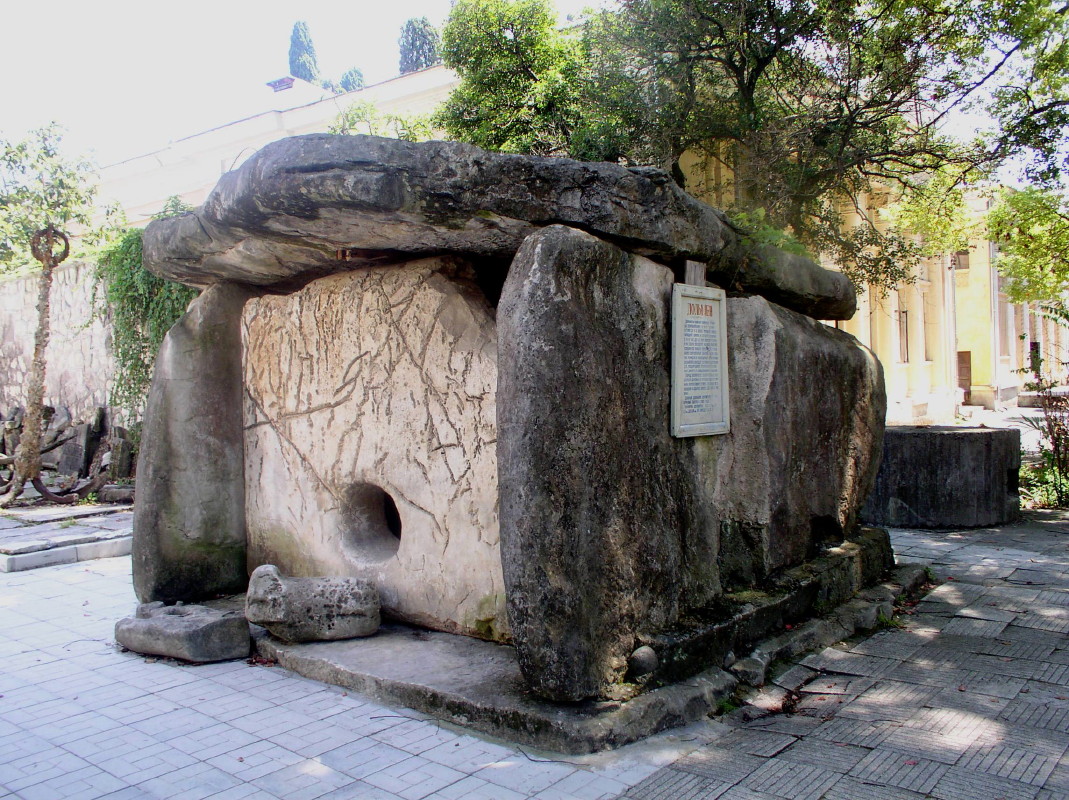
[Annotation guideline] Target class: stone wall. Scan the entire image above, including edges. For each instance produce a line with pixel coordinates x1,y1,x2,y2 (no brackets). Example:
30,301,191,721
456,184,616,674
0,261,115,422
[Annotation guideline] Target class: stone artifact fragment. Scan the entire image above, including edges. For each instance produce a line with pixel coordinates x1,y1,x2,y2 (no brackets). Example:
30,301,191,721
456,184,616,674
862,426,1020,528
143,134,855,320
133,283,257,604
114,601,250,663
246,564,381,643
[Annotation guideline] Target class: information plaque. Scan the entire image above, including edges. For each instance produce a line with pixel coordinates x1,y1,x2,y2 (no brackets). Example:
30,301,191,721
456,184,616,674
671,283,730,437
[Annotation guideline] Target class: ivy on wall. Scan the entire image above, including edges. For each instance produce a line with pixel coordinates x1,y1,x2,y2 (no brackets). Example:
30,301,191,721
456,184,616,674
94,199,198,419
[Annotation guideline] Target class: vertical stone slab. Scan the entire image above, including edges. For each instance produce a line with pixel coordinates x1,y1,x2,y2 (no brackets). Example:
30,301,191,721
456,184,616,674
242,258,506,640
133,283,254,603
498,225,718,702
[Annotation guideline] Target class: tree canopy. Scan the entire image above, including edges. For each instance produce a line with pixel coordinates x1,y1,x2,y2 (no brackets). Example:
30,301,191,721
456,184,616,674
437,0,1069,290
437,0,587,156
339,67,366,93
399,17,442,75
989,187,1069,303
289,21,321,84
0,124,97,272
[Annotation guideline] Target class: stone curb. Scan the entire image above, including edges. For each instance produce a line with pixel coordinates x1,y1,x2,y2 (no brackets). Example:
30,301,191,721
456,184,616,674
732,563,929,692
0,534,132,573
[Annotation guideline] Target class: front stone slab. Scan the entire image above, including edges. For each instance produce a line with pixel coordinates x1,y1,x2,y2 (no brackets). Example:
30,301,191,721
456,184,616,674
242,257,506,639
133,283,256,603
498,226,885,702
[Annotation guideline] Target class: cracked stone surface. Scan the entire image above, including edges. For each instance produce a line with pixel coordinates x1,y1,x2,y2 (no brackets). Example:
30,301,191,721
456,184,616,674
242,256,506,640
142,133,856,320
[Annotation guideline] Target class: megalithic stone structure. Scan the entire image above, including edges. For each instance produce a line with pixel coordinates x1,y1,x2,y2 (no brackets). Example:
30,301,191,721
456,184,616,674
136,134,887,704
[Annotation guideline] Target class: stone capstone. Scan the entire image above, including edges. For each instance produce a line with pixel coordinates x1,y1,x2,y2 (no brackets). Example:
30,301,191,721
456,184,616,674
143,134,855,320
246,564,380,643
242,257,506,640
114,601,250,663
498,226,884,701
861,426,1021,528
133,283,256,604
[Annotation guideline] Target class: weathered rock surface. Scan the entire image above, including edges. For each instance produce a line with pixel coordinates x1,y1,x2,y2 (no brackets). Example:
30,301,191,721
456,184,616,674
498,226,884,701
114,601,250,662
143,134,855,319
243,257,507,639
714,294,886,585
133,283,255,604
498,225,719,701
862,426,1021,528
246,565,380,642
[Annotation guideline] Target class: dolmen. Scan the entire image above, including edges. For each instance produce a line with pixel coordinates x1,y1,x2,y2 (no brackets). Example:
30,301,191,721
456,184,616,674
132,134,888,704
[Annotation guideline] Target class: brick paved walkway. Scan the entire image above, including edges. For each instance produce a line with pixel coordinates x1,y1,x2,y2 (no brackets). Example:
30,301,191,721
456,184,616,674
615,512,1069,800
1,512,1067,799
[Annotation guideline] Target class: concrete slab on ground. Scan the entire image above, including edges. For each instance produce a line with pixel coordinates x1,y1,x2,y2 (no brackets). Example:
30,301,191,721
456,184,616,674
0,505,132,572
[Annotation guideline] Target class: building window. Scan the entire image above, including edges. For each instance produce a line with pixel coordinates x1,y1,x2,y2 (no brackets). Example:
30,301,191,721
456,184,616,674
897,310,909,363
954,250,970,270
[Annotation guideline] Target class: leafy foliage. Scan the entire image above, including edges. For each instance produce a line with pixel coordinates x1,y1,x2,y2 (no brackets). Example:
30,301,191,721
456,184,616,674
289,21,321,84
94,198,198,417
0,124,97,272
436,0,587,156
339,67,366,93
436,0,1069,290
329,100,436,141
989,187,1069,303
399,17,441,75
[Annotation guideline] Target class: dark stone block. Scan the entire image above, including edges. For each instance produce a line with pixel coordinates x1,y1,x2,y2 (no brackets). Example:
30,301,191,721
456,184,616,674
861,426,1021,528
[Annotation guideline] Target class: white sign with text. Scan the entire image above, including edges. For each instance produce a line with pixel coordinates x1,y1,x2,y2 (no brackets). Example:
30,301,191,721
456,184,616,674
671,283,730,437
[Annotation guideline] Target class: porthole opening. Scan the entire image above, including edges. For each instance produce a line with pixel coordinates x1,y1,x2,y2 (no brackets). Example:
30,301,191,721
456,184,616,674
341,482,402,563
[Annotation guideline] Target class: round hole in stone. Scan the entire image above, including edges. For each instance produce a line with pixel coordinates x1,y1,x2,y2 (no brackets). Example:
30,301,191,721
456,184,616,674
341,482,402,563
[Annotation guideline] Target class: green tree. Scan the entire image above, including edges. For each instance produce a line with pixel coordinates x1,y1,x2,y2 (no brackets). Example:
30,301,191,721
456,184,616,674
435,0,586,156
399,17,442,75
438,0,1069,289
339,67,366,92
94,197,198,421
289,21,321,84
0,124,99,506
989,186,1069,303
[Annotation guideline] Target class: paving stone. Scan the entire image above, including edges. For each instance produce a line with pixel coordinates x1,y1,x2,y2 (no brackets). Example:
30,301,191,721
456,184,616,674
931,766,1041,800
620,768,731,800
776,739,870,773
800,676,877,695
427,775,527,800
674,747,765,784
363,756,468,800
822,775,930,799
809,718,899,748
740,759,840,800
999,702,1069,733
714,728,796,757
771,664,817,691
250,760,355,800
847,748,949,794
940,617,1010,637
958,746,1059,786
801,649,901,678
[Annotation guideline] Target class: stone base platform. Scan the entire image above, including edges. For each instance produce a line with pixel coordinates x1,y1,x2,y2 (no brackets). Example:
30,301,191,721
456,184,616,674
253,530,925,754
256,624,737,754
